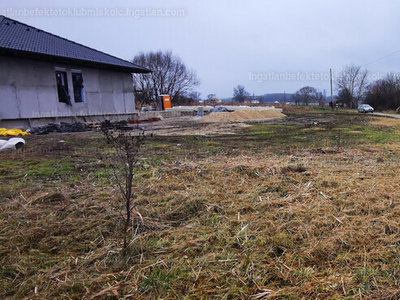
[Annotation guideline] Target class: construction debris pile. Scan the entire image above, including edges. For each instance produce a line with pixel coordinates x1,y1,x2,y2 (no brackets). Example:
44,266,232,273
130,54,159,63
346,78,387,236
27,120,144,135
29,122,91,135
101,120,136,130
200,109,285,123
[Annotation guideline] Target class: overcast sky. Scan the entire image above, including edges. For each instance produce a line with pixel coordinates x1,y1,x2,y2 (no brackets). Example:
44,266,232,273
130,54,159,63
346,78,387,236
2,0,400,98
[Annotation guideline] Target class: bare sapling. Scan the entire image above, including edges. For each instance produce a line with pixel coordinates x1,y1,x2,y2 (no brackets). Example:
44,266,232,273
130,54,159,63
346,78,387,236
101,126,146,251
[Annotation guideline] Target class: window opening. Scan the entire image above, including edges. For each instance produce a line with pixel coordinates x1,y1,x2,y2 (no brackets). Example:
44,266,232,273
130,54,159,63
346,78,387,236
55,71,71,106
72,73,84,103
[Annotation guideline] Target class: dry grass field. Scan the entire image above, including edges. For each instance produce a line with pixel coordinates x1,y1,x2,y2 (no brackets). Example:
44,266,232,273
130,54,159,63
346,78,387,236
1,112,400,299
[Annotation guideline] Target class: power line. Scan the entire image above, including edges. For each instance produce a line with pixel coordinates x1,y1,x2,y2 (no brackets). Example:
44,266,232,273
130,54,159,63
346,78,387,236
363,48,400,67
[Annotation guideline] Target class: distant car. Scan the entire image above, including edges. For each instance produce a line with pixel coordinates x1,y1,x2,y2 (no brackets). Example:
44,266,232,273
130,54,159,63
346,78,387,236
358,104,374,113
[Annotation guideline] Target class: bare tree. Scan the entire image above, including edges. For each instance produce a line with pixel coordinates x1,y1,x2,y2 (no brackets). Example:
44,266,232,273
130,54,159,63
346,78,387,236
365,73,400,110
336,65,368,108
206,93,218,103
189,91,201,101
132,51,200,107
292,86,317,105
315,91,326,107
233,85,250,102
335,88,352,107
101,127,145,251
207,94,216,100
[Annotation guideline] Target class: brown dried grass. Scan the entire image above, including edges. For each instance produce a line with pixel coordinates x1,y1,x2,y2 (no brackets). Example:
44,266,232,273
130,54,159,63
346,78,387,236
1,116,400,299
370,116,400,127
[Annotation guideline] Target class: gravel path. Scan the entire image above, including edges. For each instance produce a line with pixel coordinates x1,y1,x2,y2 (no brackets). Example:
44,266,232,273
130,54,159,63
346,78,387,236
370,112,400,118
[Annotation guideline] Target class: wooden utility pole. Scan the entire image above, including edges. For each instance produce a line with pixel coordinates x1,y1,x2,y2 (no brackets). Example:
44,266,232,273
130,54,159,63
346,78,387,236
330,68,333,102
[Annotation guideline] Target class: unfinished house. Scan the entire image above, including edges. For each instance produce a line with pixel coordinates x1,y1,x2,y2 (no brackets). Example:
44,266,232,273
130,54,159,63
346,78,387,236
0,15,150,127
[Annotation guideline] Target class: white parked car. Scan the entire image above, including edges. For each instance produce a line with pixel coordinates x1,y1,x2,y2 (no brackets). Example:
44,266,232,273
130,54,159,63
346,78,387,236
357,104,374,113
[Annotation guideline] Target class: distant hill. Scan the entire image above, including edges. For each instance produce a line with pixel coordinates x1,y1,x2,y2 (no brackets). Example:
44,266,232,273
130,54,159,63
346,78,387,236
258,93,295,103
219,93,295,103
215,93,338,103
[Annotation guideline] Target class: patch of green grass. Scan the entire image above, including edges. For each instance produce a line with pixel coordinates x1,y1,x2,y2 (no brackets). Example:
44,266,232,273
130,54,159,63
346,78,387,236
139,267,176,293
25,163,58,177
354,126,400,144
246,115,400,149
0,158,75,179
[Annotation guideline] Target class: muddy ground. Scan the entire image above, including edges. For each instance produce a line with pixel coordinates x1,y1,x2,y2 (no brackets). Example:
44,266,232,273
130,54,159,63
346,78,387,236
17,113,342,152
138,113,339,136
16,113,353,155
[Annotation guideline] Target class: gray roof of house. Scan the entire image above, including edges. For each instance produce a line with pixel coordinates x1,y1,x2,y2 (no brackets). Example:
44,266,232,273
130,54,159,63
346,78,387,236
0,15,151,73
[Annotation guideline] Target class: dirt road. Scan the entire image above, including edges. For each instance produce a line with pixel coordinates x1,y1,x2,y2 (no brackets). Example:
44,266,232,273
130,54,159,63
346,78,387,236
371,112,400,118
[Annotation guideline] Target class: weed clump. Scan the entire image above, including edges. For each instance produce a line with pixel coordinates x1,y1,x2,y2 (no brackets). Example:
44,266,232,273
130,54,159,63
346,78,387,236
31,192,66,204
280,164,307,174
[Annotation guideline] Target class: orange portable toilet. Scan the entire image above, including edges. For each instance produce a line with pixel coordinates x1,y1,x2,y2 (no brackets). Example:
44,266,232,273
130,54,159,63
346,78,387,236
159,94,171,110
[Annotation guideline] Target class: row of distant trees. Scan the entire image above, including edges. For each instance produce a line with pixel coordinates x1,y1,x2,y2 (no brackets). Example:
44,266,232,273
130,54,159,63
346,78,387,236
232,66,400,109
364,74,400,110
292,65,400,110
335,66,400,111
292,86,325,106
133,51,400,110
291,66,369,107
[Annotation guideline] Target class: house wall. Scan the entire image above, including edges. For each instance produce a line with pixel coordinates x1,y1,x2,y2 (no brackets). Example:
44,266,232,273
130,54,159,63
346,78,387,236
0,56,135,120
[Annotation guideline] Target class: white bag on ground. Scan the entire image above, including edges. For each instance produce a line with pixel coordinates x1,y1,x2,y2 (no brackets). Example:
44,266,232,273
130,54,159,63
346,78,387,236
0,138,25,152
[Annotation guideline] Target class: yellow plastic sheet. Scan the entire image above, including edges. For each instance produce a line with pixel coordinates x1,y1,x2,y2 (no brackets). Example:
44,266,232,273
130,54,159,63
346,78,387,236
0,128,30,136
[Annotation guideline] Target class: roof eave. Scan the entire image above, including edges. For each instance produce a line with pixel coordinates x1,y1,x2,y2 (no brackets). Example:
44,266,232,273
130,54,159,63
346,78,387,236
0,48,152,74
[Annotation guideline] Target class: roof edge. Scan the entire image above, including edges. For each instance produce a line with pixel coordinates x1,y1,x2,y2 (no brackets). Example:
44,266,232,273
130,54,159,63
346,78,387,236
0,15,152,74
0,48,151,73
